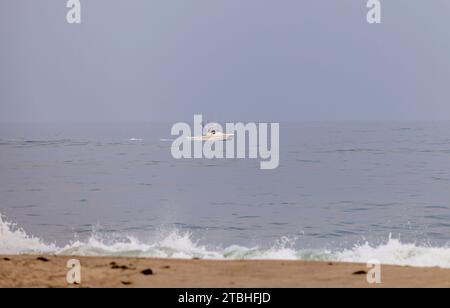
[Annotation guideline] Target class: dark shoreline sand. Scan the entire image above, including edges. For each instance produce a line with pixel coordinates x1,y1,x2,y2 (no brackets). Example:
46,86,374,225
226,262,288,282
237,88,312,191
1,255,450,288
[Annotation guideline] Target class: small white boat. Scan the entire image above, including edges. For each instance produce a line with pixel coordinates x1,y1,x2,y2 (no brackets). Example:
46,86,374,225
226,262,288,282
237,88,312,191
189,126,234,141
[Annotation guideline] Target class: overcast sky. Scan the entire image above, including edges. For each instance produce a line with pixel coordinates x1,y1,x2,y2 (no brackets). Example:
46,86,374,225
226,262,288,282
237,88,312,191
1,0,450,123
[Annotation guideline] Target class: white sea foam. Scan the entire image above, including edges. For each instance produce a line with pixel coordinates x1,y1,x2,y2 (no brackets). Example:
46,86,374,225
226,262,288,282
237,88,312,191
0,215,57,254
1,214,450,268
334,236,450,268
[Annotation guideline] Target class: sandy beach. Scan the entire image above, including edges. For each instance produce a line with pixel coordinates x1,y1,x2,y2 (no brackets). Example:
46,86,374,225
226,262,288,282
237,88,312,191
1,256,449,288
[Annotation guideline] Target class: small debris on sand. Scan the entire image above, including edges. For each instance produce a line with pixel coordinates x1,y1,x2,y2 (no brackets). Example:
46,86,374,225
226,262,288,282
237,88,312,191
141,269,154,276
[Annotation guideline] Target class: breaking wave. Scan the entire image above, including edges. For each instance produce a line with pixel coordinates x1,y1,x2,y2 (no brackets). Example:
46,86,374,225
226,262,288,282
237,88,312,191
0,215,57,254
1,214,450,268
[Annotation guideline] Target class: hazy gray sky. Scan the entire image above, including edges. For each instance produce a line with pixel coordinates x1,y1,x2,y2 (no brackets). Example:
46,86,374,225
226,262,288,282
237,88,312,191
1,0,450,123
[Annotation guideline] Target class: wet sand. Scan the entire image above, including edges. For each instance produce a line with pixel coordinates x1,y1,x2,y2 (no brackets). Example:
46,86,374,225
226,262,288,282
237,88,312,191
1,255,449,288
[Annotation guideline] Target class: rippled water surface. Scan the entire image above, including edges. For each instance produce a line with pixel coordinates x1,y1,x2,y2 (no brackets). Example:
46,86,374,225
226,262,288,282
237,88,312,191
1,122,450,265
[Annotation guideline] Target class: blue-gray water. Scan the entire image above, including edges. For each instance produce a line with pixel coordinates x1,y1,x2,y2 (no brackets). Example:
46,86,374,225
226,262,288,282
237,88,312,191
1,122,450,266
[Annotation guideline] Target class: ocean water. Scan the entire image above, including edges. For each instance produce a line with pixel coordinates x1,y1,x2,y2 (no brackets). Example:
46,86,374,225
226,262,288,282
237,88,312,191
1,122,450,268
